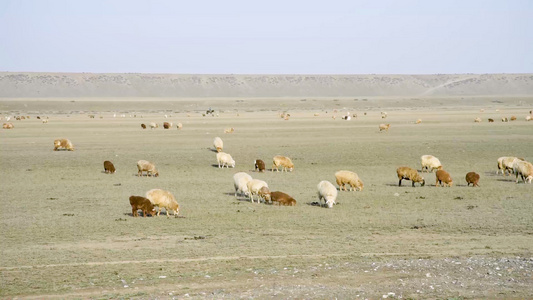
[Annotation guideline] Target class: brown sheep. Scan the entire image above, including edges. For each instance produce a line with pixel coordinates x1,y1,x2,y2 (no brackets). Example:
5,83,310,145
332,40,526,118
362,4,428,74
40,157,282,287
465,172,480,187
270,191,297,206
2,123,14,129
397,167,425,187
488,118,494,122
53,139,74,151
129,196,157,217
103,161,116,174
163,122,172,129
141,123,146,129
510,116,517,121
255,159,266,172
435,169,453,187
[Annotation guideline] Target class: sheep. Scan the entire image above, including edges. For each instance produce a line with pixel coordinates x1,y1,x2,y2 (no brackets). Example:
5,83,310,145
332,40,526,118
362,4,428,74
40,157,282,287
149,122,158,129
42,119,48,124
141,123,146,129
501,117,508,122
435,169,453,187
510,116,517,121
103,160,116,174
269,191,297,206
216,152,235,168
526,116,531,121
488,118,494,122
213,137,223,152
465,172,480,187
258,186,272,203
246,179,269,203
272,155,294,172
379,124,391,132
137,160,159,177
224,127,234,133
396,167,425,187
254,159,266,172
53,139,74,151
163,122,172,129
420,155,443,173
381,112,388,119
513,160,533,184
2,123,14,129
177,123,183,129
314,113,320,117
342,115,351,121
497,156,524,175
415,119,422,124
335,170,364,191
233,172,253,197
284,114,290,120
145,189,179,217
317,180,337,208
129,196,157,217
474,117,482,123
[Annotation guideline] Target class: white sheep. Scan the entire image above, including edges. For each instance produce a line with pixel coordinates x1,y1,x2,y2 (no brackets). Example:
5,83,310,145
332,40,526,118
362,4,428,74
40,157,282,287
246,179,269,203
145,189,179,217
216,152,235,168
420,155,443,173
497,156,524,176
149,122,158,129
137,160,159,177
233,172,253,197
513,160,533,184
213,137,223,152
335,170,364,191
317,180,338,208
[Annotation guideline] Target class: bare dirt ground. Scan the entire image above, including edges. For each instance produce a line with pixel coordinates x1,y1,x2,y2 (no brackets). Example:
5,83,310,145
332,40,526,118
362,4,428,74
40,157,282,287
1,96,532,299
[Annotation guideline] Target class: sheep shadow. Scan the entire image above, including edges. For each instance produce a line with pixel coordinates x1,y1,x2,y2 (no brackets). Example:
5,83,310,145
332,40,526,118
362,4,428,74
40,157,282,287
123,212,156,218
306,202,341,208
208,148,218,153
483,171,499,177
496,178,516,182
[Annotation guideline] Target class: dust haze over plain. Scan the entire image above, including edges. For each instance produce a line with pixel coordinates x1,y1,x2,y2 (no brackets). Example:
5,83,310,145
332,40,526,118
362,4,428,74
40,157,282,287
1,0,532,75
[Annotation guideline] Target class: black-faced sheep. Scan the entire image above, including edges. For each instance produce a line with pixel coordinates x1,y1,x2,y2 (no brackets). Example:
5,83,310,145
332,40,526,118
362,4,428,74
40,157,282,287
397,167,425,187
465,172,480,187
435,169,453,187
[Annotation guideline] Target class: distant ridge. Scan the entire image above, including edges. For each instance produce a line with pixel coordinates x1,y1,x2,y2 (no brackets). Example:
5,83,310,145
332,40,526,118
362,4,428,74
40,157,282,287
0,72,532,98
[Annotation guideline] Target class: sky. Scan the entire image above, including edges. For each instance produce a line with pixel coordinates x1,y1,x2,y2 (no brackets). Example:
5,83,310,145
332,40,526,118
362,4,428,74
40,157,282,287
0,0,532,74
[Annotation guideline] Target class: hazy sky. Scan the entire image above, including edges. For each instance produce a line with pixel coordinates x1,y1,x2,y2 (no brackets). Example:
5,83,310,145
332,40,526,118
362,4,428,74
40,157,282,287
1,0,532,74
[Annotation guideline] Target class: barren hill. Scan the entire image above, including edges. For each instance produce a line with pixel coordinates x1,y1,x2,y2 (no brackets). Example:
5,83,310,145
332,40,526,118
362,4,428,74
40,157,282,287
0,72,532,98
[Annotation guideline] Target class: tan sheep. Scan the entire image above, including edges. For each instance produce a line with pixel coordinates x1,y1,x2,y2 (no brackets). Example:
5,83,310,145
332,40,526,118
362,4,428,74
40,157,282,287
335,170,364,191
513,161,533,184
435,169,453,187
53,139,74,151
510,116,517,121
379,124,391,132
474,117,482,123
415,119,422,124
137,160,159,177
272,155,294,172
213,137,223,152
2,123,14,129
397,167,425,187
145,189,179,217
224,127,234,133
526,116,531,121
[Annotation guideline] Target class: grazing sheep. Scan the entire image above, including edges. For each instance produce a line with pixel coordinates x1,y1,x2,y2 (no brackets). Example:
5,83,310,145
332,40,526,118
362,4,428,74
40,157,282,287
2,123,14,129
342,115,351,121
137,160,159,177
246,179,269,203
420,155,443,173
335,170,364,191
415,119,422,124
510,116,517,121
141,123,146,129
435,169,453,187
258,186,272,203
465,172,480,187
149,122,158,129
233,172,253,197
53,139,74,151
269,191,297,206
255,159,266,172
314,113,320,117
177,123,183,129
379,124,391,132
397,167,425,187
284,114,290,120
513,160,533,183
317,180,338,208
103,161,116,174
488,118,494,122
501,117,508,122
526,116,531,121
163,122,172,129
497,156,524,175
474,117,482,123
224,127,234,133
381,112,388,119
216,152,235,168
272,155,294,172
129,196,157,217
213,137,223,152
42,119,48,124
145,189,179,217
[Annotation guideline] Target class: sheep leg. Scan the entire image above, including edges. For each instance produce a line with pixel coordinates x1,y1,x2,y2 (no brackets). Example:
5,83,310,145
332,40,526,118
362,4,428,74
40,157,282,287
166,209,170,218
132,207,137,217
412,181,415,187
398,179,402,187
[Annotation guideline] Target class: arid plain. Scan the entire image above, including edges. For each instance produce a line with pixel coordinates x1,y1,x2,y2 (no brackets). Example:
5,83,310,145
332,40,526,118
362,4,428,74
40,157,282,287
1,73,533,299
